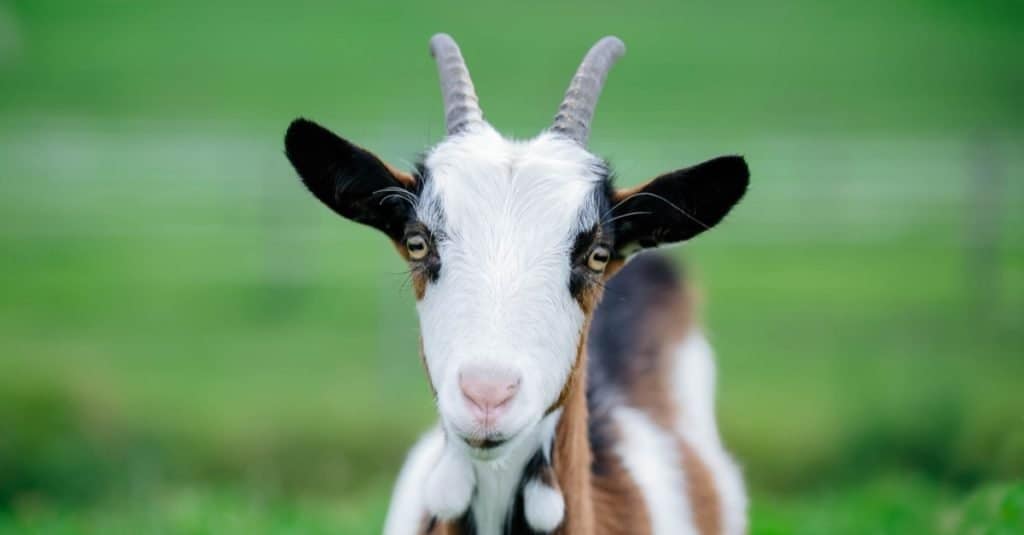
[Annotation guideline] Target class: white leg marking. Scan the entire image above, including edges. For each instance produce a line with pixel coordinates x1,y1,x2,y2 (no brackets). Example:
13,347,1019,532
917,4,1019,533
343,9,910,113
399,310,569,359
384,426,445,535
613,407,698,535
674,331,749,535
523,478,565,532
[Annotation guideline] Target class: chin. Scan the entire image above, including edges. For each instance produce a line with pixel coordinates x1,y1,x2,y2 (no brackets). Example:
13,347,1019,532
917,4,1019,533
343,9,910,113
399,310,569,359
463,423,537,461
446,412,542,457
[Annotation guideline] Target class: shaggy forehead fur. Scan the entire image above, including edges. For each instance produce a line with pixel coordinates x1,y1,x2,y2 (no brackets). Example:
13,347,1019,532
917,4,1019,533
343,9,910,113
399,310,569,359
417,124,607,240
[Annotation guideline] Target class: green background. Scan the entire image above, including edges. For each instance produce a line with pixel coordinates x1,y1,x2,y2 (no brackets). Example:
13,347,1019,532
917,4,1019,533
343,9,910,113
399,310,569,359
1,0,1022,533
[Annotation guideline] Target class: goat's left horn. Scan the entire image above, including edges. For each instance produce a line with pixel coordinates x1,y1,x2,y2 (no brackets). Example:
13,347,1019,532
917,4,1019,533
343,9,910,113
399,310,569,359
429,33,484,136
551,36,625,145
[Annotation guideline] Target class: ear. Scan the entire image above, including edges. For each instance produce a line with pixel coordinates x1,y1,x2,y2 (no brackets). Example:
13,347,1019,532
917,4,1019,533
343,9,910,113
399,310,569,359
610,155,749,254
284,118,417,240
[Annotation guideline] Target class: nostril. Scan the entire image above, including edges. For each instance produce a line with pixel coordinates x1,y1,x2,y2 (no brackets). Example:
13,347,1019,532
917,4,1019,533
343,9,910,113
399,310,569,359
496,379,521,407
459,371,521,414
462,389,484,411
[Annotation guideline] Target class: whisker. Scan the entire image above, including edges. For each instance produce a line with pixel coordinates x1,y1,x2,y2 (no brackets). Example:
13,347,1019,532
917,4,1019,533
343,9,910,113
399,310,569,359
379,193,416,208
375,185,417,196
620,191,711,230
603,210,653,225
374,186,419,207
600,193,636,221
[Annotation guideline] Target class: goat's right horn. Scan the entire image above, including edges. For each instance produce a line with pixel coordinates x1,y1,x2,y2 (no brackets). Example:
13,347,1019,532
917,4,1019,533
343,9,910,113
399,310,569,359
551,36,626,146
429,33,484,136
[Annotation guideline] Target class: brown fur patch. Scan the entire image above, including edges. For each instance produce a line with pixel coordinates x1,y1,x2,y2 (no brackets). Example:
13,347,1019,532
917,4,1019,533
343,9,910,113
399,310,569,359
546,319,594,415
603,258,627,280
610,182,646,205
574,278,605,315
550,324,652,535
679,439,722,535
588,422,653,535
384,162,417,189
410,272,428,300
624,279,692,429
419,515,465,535
552,329,596,534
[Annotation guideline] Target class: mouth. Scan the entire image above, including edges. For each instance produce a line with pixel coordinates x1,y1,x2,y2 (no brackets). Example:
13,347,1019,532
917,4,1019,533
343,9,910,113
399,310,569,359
463,436,508,450
468,434,507,446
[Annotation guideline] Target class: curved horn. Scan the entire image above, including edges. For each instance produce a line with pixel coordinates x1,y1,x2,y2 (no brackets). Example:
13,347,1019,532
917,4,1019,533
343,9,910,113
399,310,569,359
551,36,626,145
429,33,484,135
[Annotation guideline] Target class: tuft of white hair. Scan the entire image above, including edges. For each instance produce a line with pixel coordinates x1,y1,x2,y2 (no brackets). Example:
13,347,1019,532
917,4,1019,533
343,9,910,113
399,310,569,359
523,478,565,532
424,445,476,520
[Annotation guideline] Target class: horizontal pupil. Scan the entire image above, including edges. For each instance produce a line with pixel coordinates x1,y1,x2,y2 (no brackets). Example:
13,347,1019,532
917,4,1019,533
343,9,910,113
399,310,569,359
593,252,608,261
409,242,424,250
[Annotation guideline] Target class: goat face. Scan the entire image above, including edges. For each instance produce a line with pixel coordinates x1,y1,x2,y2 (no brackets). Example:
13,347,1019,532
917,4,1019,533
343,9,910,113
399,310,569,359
283,35,749,458
412,126,608,450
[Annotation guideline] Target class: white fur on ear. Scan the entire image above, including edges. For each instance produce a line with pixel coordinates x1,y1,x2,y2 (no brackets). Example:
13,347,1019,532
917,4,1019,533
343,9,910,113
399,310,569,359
424,446,476,520
523,478,565,532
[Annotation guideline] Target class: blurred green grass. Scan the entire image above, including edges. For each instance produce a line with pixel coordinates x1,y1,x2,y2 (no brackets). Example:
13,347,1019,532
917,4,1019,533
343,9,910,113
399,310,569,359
1,480,1021,534
1,0,1023,532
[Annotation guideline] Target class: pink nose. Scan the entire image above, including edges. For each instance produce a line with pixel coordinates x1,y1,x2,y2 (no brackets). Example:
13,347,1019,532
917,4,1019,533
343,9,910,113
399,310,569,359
459,369,521,426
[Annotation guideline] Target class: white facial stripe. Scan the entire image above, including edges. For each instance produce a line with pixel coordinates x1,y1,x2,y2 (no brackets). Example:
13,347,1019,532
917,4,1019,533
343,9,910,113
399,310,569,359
414,124,605,441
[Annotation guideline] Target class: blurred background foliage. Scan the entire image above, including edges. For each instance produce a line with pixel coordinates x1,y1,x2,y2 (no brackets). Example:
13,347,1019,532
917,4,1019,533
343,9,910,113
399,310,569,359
0,0,1022,533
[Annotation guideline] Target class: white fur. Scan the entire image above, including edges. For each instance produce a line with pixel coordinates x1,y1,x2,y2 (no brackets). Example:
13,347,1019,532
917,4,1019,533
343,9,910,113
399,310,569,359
673,331,748,534
613,407,698,535
425,441,476,520
523,478,565,532
415,124,604,444
467,410,561,535
383,426,444,535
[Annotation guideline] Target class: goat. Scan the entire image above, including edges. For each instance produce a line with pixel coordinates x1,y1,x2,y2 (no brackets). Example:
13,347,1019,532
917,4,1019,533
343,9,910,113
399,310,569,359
284,34,749,535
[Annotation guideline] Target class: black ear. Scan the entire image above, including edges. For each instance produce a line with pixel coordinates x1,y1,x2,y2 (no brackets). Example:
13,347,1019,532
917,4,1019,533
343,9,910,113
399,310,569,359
284,118,416,240
611,155,748,253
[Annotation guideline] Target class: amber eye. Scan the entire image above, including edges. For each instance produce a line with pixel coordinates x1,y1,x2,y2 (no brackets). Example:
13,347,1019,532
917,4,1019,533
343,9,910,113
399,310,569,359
587,246,611,272
405,234,429,260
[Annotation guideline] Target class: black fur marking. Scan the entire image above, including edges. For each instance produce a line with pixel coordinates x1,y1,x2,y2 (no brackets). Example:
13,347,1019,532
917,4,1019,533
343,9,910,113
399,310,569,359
568,177,615,299
612,155,749,253
586,252,684,475
507,450,550,534
568,226,603,298
458,513,477,535
403,222,442,283
284,118,415,240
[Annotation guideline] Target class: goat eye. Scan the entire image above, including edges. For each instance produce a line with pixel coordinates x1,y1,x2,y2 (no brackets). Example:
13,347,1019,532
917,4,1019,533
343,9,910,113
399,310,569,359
587,246,611,272
405,234,429,260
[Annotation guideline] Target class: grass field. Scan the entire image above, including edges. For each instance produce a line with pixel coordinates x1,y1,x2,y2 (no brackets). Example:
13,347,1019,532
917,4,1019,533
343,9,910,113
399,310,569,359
1,0,1023,533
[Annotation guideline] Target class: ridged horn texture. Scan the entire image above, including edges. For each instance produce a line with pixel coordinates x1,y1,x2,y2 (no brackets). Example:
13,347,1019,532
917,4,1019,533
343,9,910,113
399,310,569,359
429,33,484,135
551,36,626,145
